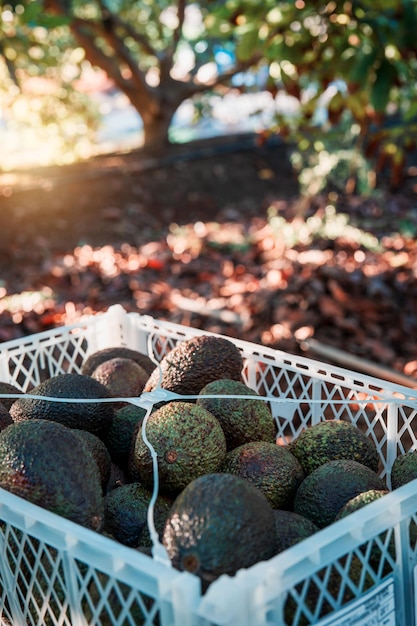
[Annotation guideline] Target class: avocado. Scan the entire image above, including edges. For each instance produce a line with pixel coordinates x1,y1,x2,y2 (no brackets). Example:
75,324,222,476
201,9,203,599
289,419,379,475
335,489,389,520
197,378,276,450
90,357,149,405
133,401,227,496
104,404,146,469
81,346,155,378
334,489,394,580
0,419,104,530
293,459,387,528
72,428,112,490
391,451,417,489
0,381,22,411
221,441,304,509
0,402,12,431
143,334,243,396
162,472,276,591
103,482,173,548
273,510,318,554
105,462,128,493
9,373,114,441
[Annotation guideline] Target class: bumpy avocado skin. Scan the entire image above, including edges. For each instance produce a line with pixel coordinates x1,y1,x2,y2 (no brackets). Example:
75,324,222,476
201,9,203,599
103,482,173,548
294,459,387,528
143,335,243,395
0,420,104,530
273,510,319,554
133,401,227,495
104,404,146,469
221,441,304,509
163,472,276,591
0,381,22,411
289,419,380,475
91,357,149,403
334,489,394,580
197,378,276,450
72,428,112,490
391,451,417,489
0,402,12,431
334,489,389,520
9,373,114,441
82,346,155,377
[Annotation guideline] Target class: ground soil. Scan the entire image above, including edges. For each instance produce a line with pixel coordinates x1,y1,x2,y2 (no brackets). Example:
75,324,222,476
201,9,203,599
1,132,417,386
1,133,297,253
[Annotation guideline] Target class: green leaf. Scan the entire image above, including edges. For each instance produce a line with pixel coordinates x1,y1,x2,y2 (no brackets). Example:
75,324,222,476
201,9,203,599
404,100,417,121
349,48,379,84
371,59,397,112
401,0,417,47
266,36,285,61
20,2,72,29
235,24,260,61
38,15,73,28
19,2,43,25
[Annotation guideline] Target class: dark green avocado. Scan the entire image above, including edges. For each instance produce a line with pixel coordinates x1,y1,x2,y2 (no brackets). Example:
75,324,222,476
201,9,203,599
90,357,149,404
294,459,387,528
104,404,146,469
72,428,112,490
9,373,114,441
289,419,380,475
0,381,22,411
133,401,227,495
197,378,276,450
273,510,319,554
103,482,173,548
0,402,12,431
221,440,304,509
82,346,155,377
162,472,276,591
334,489,389,520
0,419,104,530
143,334,243,396
391,451,417,489
334,489,394,581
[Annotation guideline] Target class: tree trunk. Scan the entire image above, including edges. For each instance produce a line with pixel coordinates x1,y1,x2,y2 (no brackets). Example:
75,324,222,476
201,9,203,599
140,106,177,152
130,82,189,152
42,0,260,152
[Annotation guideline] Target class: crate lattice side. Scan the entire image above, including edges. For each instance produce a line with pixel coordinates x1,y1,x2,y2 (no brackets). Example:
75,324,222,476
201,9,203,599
0,306,417,625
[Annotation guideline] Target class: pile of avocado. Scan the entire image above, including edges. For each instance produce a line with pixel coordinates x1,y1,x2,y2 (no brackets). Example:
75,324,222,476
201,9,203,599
0,335,414,620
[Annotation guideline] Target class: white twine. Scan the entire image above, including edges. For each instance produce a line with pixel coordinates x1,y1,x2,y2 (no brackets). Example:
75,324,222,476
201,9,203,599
0,392,413,405
1,359,416,566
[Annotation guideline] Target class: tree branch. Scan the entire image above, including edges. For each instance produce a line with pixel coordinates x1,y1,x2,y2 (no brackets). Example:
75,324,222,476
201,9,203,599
187,53,263,96
157,1,187,87
86,20,149,93
172,0,186,55
0,40,19,87
70,22,134,94
89,1,158,86
100,10,159,59
44,0,156,111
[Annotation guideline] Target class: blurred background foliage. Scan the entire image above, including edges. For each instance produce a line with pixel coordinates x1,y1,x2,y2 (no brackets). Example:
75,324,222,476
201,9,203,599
1,0,417,193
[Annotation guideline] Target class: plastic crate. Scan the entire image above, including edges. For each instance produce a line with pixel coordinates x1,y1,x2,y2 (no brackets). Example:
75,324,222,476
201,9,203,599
0,304,417,626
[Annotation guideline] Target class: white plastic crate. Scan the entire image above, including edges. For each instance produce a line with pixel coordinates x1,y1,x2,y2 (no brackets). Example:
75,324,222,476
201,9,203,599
0,304,416,626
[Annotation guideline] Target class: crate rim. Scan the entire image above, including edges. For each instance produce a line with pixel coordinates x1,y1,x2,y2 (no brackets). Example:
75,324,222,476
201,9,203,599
0,305,417,625
0,477,413,592
1,304,416,407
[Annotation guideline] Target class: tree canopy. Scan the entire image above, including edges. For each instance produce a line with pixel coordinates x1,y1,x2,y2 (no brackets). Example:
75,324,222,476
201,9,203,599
1,0,416,185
